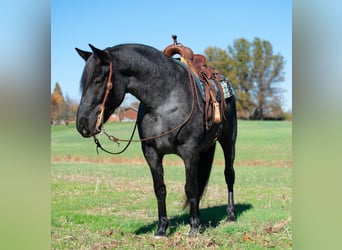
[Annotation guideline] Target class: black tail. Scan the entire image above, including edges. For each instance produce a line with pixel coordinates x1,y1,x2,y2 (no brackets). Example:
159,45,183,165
183,144,216,209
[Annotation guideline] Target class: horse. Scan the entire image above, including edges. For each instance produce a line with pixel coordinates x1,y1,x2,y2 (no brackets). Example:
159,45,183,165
75,43,237,238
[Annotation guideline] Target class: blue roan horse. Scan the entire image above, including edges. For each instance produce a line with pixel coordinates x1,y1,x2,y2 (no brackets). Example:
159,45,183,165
75,43,237,238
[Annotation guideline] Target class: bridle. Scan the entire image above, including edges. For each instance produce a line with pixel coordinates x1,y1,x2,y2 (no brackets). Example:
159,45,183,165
92,58,198,155
95,62,113,133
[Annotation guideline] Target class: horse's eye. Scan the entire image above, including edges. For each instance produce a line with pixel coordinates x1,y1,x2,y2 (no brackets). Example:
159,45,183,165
94,80,103,85
93,76,104,85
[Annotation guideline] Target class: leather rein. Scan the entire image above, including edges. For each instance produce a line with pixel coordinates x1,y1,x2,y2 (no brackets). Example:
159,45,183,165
93,60,197,155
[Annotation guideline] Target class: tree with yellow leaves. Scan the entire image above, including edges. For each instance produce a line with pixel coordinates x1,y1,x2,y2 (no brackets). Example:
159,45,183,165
51,82,66,124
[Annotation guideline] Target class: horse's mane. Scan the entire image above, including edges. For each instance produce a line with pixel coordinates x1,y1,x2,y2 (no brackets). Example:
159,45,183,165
79,44,164,92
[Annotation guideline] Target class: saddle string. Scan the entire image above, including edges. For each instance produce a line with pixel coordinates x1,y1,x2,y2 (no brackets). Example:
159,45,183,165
93,59,197,154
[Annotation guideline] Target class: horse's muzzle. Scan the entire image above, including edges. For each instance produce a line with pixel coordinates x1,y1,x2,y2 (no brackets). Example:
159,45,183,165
77,117,96,138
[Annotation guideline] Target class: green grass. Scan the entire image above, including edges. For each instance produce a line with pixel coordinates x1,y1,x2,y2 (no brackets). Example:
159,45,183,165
51,121,292,249
51,120,292,166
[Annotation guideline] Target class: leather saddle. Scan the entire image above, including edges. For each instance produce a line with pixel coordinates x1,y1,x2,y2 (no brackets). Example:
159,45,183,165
163,35,226,129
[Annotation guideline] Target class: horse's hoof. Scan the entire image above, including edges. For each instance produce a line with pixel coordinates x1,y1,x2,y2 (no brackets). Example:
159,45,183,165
227,214,236,223
188,227,199,238
154,234,167,240
154,231,167,239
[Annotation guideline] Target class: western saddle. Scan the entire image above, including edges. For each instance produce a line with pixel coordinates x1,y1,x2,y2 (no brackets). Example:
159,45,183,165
163,35,226,129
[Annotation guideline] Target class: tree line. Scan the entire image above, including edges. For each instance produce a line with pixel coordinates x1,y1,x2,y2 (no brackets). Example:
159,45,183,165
205,37,289,120
51,37,291,123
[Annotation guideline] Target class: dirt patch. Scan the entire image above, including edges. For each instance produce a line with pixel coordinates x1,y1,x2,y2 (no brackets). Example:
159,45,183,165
52,155,291,168
51,155,146,165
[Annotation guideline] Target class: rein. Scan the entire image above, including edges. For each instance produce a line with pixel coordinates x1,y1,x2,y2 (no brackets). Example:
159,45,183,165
93,59,197,155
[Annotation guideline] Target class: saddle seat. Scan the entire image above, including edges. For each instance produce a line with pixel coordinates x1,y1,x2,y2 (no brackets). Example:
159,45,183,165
163,35,226,128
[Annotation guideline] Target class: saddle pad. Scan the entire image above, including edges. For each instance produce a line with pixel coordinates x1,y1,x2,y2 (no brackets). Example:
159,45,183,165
218,77,235,99
175,59,234,101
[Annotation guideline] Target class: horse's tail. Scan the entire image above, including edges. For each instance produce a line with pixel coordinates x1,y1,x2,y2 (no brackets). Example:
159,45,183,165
183,144,216,209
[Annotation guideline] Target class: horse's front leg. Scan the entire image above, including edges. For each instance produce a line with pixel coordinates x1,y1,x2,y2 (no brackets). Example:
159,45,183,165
143,145,169,238
182,151,201,237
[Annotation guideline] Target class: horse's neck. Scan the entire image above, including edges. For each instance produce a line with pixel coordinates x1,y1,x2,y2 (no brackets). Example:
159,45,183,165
114,48,189,109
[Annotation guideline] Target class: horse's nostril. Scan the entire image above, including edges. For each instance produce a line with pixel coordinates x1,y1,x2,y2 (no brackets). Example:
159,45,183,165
77,117,91,137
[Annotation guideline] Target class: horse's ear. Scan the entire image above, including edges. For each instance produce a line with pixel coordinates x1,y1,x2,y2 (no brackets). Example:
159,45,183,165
89,44,110,65
75,48,92,61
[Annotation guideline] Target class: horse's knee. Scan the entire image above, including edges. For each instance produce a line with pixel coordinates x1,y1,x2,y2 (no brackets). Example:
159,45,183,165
155,184,166,195
184,173,199,196
184,185,193,199
154,185,167,201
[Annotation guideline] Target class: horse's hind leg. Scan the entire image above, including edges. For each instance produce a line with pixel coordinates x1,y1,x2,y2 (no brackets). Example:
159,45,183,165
142,145,168,238
219,121,237,222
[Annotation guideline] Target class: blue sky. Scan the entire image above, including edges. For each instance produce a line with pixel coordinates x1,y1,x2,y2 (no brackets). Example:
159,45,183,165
52,0,292,110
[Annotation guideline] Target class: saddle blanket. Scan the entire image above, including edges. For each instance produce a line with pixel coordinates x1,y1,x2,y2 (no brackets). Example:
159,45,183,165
194,75,235,101
176,59,234,101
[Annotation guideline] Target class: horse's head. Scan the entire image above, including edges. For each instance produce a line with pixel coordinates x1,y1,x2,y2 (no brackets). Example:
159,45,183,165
75,44,125,137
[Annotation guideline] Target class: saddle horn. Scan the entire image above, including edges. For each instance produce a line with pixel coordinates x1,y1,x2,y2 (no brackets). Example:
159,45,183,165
163,35,194,61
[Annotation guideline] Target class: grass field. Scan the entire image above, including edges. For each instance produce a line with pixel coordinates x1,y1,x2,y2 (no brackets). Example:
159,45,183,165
51,120,292,249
